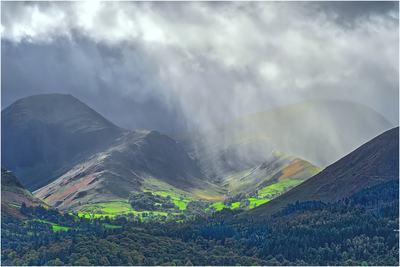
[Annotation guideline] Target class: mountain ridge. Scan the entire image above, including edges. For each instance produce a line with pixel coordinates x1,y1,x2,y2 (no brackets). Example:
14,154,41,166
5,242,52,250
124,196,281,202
171,99,393,173
240,126,399,218
33,129,216,210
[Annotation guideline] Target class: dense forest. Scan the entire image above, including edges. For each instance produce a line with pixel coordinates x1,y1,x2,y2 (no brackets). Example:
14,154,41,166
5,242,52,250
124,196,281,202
1,180,399,266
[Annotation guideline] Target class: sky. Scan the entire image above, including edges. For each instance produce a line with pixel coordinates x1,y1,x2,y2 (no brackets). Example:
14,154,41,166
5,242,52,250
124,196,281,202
1,1,399,133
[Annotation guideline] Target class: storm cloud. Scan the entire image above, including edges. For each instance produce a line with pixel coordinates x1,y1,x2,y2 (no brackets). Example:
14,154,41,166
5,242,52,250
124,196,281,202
1,1,398,132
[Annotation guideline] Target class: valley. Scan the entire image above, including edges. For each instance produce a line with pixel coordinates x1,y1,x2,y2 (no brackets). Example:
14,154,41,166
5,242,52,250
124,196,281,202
2,94,328,216
1,94,398,266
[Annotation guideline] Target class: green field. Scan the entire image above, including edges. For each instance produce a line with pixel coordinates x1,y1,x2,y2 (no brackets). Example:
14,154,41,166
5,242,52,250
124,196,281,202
31,219,70,232
209,201,241,211
208,198,270,211
258,179,302,197
74,188,198,220
248,198,270,208
103,224,122,228
52,225,70,232
69,175,305,220
231,202,241,208
76,213,116,219
100,201,131,213
153,190,191,210
209,202,229,211
75,209,169,220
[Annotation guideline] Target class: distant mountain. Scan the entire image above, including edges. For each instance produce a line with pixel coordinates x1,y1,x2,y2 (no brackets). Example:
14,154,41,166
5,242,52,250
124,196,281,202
1,166,49,208
222,150,321,196
171,99,393,181
241,127,399,218
1,94,123,191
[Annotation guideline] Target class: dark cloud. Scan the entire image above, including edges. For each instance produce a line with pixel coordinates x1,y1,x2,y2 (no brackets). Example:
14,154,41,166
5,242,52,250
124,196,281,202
1,37,189,132
305,1,399,28
1,1,398,135
314,1,398,17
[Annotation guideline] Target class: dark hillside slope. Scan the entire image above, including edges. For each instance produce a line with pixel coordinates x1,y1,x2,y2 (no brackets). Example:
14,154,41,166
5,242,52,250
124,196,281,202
33,130,212,211
1,166,49,208
1,94,124,191
241,127,399,218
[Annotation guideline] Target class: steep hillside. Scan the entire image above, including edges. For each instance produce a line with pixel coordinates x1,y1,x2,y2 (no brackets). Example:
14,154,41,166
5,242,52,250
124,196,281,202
241,127,399,218
33,130,219,211
1,166,49,208
171,99,393,182
1,94,124,191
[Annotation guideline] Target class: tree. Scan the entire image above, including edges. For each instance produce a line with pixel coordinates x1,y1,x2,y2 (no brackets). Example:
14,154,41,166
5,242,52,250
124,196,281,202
54,258,64,266
68,253,79,265
173,259,182,266
77,256,91,266
379,255,398,266
265,258,282,266
345,259,360,266
99,257,110,265
21,202,27,214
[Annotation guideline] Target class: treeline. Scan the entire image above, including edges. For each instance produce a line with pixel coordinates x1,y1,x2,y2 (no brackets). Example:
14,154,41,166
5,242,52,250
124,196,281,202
183,200,212,215
350,179,399,210
129,192,178,211
1,204,131,251
3,198,398,266
222,190,259,209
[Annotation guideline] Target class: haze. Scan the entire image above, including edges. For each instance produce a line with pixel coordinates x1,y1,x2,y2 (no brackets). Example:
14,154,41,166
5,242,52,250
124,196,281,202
2,1,399,133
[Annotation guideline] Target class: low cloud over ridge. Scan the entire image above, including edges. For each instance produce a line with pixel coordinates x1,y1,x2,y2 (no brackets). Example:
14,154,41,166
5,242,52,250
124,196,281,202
1,1,398,132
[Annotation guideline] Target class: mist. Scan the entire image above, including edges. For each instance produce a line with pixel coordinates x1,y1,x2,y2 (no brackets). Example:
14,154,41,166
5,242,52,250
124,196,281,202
2,1,398,168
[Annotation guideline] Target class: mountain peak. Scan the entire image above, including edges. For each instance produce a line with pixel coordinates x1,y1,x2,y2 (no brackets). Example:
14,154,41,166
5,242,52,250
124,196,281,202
1,94,124,190
2,93,118,133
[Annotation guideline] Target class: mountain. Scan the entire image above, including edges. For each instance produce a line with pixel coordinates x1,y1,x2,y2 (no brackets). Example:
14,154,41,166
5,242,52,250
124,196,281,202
171,99,393,182
221,150,321,196
1,166,49,208
33,130,215,211
241,127,399,218
1,94,123,191
2,94,217,211
4,94,389,215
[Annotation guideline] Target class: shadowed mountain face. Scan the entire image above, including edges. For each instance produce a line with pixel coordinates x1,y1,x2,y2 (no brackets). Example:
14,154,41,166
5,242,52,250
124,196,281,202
171,99,393,182
1,166,48,208
241,127,399,218
1,94,124,191
1,94,211,210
